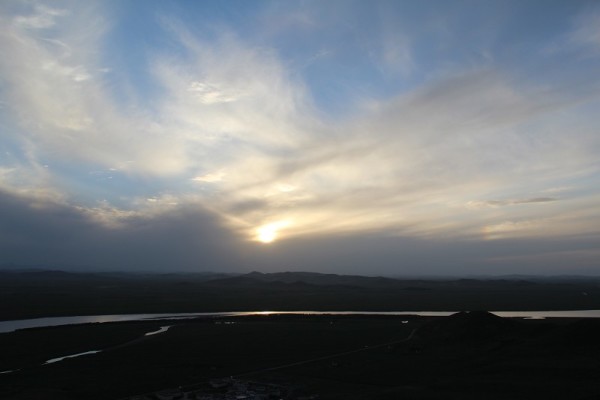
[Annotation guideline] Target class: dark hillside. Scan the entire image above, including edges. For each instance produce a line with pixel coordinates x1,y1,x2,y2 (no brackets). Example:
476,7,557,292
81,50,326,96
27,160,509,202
2,270,600,320
417,311,519,343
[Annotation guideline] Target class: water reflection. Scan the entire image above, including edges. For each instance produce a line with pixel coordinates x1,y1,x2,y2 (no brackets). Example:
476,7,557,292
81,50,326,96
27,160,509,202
144,326,171,336
44,350,101,365
0,324,176,374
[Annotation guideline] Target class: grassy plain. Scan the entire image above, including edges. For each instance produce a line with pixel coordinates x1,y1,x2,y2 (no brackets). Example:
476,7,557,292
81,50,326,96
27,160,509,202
0,315,415,399
1,314,600,399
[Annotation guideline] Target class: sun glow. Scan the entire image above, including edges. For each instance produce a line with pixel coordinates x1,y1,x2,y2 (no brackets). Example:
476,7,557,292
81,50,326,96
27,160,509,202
256,221,290,244
258,227,277,243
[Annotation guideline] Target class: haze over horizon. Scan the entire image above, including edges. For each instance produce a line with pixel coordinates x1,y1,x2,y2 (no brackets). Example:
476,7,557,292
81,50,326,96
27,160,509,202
1,1,599,276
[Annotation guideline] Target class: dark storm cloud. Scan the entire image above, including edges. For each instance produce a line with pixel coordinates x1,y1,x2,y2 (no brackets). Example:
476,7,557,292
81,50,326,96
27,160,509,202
0,189,243,271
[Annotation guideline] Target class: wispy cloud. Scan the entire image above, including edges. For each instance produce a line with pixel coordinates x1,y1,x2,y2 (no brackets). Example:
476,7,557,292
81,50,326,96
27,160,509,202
570,6,600,52
191,171,226,183
467,198,558,209
13,4,68,29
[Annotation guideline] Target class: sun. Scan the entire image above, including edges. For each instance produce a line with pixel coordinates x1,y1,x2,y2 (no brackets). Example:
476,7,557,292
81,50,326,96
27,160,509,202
258,226,277,243
256,221,289,244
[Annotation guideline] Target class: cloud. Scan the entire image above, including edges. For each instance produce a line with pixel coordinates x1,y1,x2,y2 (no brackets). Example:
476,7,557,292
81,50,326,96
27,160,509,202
187,81,245,104
218,67,599,240
467,197,558,209
0,2,192,177
0,188,243,271
482,220,540,240
13,4,68,29
192,171,226,183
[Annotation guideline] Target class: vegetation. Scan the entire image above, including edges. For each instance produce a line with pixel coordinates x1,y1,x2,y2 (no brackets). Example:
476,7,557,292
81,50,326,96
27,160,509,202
2,313,600,399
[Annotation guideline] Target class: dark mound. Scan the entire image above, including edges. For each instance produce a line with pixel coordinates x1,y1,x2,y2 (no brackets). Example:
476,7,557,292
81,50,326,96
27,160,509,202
418,311,519,343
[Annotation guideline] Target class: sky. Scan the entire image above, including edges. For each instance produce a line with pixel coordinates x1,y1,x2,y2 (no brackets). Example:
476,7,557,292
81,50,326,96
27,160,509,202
0,0,599,276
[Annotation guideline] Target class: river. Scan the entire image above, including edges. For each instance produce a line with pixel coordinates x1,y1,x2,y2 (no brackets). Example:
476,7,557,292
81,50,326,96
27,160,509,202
3,310,600,334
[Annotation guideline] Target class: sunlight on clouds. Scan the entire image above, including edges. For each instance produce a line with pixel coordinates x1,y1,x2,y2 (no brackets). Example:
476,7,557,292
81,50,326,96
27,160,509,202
482,220,539,240
192,171,226,183
275,183,297,193
256,220,291,244
479,196,600,241
0,1,598,257
79,202,138,229
152,24,314,152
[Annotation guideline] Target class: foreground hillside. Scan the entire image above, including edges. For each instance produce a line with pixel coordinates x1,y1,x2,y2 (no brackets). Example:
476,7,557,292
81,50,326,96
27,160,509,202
1,313,600,399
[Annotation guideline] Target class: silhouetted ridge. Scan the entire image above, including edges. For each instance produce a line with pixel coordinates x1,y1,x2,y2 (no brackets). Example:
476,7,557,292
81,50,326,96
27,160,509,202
239,271,402,287
204,275,264,286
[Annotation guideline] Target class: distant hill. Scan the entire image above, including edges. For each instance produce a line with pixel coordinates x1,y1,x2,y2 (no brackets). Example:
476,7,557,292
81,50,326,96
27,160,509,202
0,268,236,282
240,271,405,287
